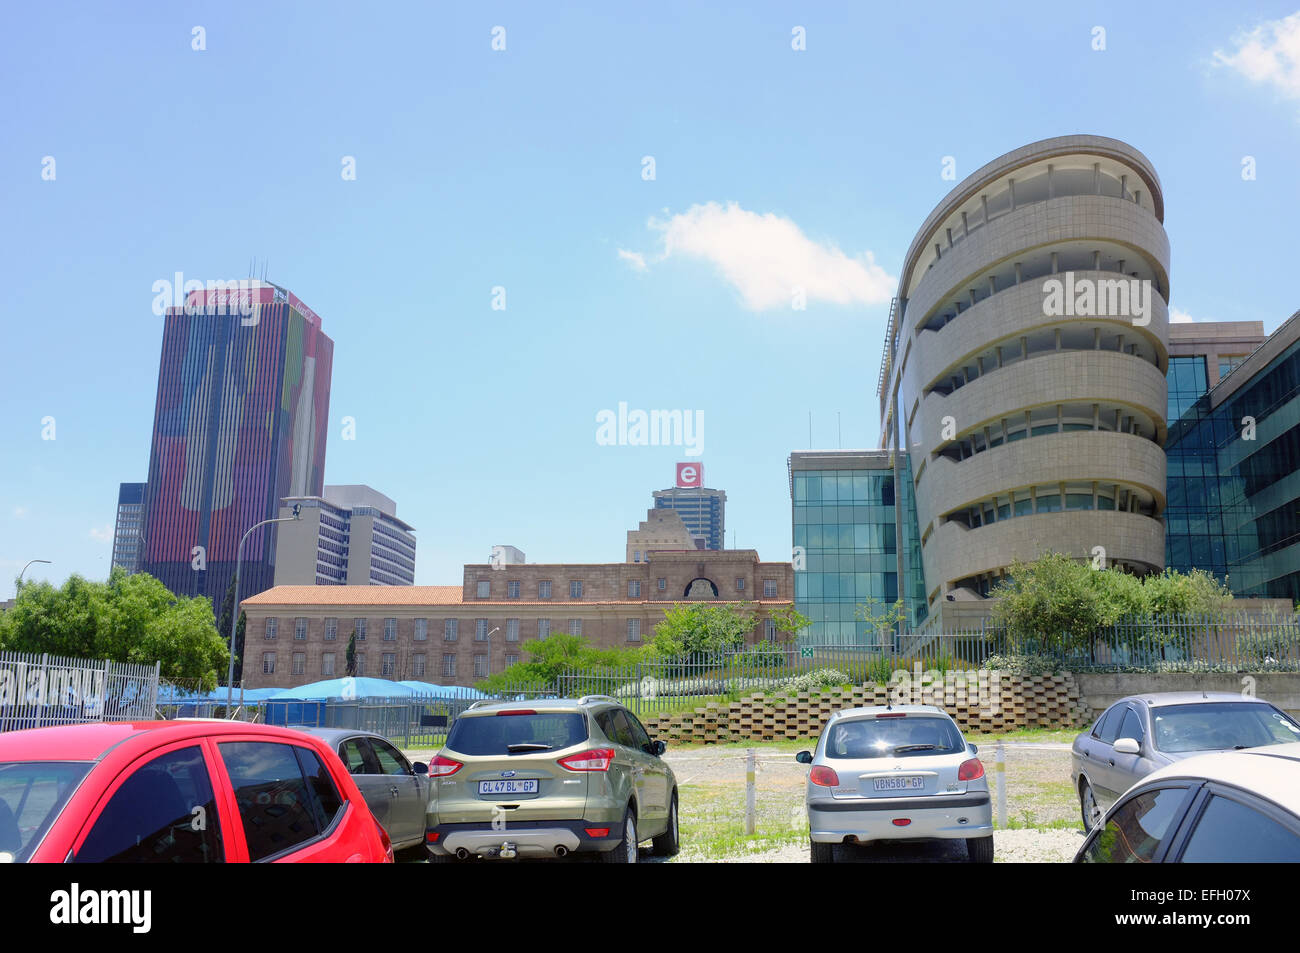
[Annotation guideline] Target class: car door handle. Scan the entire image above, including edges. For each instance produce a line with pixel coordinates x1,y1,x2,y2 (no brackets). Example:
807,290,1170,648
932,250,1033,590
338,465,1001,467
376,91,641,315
1107,759,1115,766
390,785,400,797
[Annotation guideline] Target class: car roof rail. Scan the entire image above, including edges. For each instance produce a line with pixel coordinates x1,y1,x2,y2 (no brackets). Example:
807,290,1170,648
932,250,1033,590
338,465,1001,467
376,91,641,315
577,694,618,706
466,700,495,710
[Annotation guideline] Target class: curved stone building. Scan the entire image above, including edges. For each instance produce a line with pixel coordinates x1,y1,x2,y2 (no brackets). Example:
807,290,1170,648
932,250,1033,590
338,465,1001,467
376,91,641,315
879,135,1170,621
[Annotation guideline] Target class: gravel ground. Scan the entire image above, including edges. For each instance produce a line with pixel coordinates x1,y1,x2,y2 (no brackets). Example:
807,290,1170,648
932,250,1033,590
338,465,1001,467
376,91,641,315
670,828,1086,863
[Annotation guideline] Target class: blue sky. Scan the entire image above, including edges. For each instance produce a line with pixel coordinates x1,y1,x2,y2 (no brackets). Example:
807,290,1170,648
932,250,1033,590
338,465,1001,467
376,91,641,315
3,1,1300,598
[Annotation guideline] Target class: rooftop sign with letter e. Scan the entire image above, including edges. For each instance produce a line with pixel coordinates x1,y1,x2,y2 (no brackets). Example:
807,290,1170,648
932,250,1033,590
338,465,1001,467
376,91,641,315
676,462,702,488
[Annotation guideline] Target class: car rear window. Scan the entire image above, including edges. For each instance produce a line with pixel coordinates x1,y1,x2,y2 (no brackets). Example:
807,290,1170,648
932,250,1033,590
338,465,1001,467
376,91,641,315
0,761,90,862
446,712,588,756
1151,702,1300,753
823,716,965,759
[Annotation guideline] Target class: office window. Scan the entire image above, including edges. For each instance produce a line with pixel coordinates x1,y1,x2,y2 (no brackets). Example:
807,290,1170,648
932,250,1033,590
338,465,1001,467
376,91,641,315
763,580,778,598
444,619,458,641
634,551,642,563
627,619,641,642
476,580,490,599
507,580,520,599
382,653,395,676
442,654,456,677
538,581,552,600
355,654,366,676
413,654,426,677
568,619,582,636
262,652,275,674
414,618,427,641
474,654,488,678
736,577,745,592
570,581,583,599
384,618,397,641
765,618,778,640
506,619,519,641
476,619,490,641
294,618,307,640
265,618,278,640
657,578,667,591
324,617,338,641
322,653,335,676
505,654,519,667
628,580,641,598
354,618,367,641
538,618,551,638
292,653,305,675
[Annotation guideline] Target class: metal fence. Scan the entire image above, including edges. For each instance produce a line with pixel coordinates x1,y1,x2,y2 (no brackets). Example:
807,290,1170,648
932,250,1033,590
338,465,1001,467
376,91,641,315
0,651,160,732
483,614,1300,715
260,694,481,749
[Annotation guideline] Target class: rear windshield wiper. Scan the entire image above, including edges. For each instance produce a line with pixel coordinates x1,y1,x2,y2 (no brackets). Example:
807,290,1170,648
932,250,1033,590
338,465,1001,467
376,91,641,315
506,743,552,753
893,744,938,753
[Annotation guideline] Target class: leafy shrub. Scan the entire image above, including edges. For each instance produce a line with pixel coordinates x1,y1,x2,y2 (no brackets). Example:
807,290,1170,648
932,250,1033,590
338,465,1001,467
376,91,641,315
982,653,1062,676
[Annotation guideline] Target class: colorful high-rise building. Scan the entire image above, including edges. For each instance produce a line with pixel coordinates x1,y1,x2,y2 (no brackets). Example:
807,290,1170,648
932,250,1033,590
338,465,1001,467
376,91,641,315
139,282,333,608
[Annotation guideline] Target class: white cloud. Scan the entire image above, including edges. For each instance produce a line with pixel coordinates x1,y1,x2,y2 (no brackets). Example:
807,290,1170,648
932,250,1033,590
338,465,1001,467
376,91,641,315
1170,307,1198,323
623,201,896,311
616,248,648,272
11,506,27,519
89,524,113,542
1213,13,1300,101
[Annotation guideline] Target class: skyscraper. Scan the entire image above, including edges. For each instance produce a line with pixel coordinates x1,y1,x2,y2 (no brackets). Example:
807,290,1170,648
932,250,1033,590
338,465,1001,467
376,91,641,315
110,482,146,574
652,486,725,550
139,282,333,608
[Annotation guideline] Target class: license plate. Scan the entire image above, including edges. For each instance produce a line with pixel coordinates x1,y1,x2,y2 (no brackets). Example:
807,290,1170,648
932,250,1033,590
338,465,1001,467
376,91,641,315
873,776,924,792
478,779,539,796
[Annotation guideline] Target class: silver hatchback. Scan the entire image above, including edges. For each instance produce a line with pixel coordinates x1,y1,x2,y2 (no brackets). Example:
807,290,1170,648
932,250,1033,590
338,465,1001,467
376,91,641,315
797,705,993,863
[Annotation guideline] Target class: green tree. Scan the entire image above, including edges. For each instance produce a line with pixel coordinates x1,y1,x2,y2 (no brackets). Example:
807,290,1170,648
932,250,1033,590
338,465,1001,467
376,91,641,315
856,598,907,641
764,604,811,641
215,572,247,683
649,602,757,657
345,631,357,676
475,633,646,695
0,568,229,689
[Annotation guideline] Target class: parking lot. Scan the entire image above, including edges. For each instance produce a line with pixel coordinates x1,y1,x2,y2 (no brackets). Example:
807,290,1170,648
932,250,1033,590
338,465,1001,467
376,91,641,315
405,729,1087,863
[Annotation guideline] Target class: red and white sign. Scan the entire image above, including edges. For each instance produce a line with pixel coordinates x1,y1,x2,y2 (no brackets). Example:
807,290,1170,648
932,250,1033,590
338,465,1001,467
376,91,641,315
676,462,702,488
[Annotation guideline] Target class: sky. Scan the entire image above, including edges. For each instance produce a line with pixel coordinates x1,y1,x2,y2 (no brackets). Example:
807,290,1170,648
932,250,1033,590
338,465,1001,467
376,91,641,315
2,1,1300,598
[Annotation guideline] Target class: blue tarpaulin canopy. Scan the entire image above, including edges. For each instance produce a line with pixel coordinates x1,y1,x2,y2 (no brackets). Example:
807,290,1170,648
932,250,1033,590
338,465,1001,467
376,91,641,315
397,681,487,700
265,677,419,701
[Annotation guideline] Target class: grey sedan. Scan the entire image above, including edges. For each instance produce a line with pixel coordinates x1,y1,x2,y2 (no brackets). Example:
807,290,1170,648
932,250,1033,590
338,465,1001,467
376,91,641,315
1072,692,1300,829
300,728,430,851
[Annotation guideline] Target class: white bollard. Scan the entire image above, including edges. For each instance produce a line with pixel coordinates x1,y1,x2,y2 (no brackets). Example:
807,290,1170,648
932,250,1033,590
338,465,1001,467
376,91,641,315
995,742,1007,829
745,747,756,835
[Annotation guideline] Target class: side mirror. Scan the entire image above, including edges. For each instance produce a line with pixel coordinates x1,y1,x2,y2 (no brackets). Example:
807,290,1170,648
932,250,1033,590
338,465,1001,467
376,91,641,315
652,740,667,756
969,744,978,755
795,750,813,764
1114,737,1141,755
412,762,429,775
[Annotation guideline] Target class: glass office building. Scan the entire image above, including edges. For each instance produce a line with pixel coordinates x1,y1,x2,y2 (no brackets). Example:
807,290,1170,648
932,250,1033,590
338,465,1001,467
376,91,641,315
789,451,909,643
1165,312,1300,600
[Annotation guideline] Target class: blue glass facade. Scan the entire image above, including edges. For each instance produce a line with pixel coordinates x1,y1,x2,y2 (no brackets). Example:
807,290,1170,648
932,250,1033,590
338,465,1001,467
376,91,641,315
791,461,899,643
1165,330,1300,600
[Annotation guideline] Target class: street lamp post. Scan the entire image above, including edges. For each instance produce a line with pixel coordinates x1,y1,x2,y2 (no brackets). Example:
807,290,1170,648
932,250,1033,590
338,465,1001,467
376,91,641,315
17,559,51,586
225,506,300,714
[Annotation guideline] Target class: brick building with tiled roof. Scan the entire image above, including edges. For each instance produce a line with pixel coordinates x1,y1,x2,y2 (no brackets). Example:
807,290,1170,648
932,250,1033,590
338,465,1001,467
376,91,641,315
240,549,793,690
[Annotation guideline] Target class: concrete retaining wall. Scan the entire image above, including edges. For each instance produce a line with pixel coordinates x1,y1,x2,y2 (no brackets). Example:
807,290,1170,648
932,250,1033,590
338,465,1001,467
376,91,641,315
1073,672,1300,719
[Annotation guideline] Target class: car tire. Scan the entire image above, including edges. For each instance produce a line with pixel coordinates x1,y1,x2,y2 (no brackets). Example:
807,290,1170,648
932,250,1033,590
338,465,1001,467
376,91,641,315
599,808,639,864
966,835,994,863
1079,780,1102,830
652,792,680,857
810,838,834,864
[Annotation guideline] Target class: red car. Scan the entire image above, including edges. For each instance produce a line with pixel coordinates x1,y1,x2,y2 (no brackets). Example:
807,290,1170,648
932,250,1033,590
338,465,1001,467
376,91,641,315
0,720,393,863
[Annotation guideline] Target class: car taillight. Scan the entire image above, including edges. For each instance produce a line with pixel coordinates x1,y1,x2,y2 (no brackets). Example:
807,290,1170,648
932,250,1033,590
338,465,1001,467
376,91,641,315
496,709,536,716
425,831,440,844
558,748,615,771
875,712,907,718
892,818,911,827
958,758,985,781
584,827,611,838
809,765,839,787
376,821,394,862
429,755,463,777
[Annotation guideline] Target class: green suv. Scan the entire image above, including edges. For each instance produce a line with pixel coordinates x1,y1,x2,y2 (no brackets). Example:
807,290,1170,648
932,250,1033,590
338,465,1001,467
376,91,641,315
424,696,680,862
